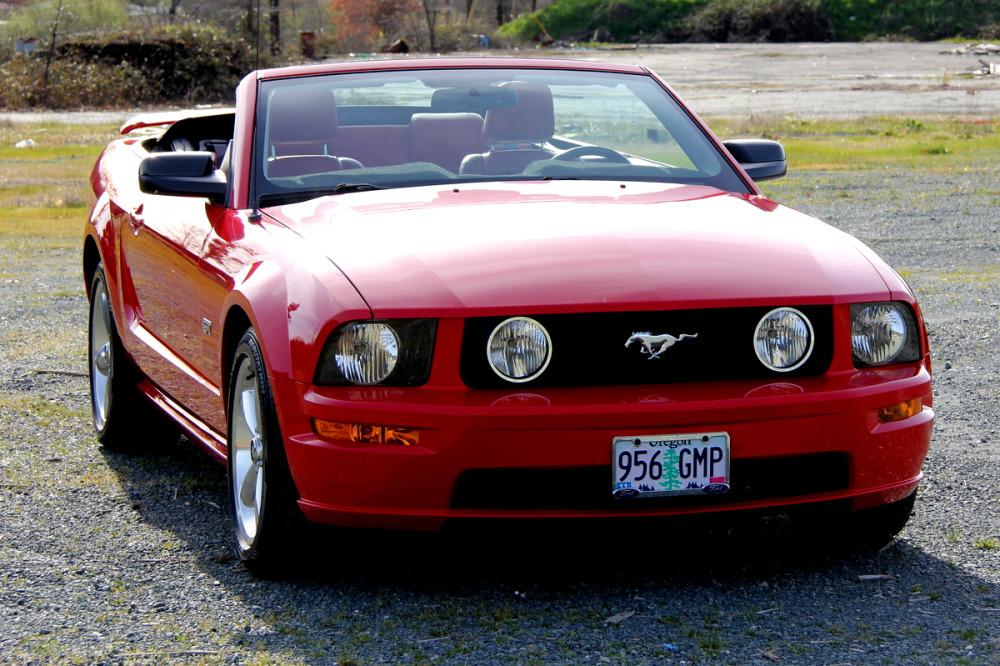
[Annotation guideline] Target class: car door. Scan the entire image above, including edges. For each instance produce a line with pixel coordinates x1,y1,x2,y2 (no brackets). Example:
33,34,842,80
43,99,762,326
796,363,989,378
118,191,226,426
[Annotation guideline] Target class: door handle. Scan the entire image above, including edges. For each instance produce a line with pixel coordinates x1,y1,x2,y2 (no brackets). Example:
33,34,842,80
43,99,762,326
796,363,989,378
128,204,145,233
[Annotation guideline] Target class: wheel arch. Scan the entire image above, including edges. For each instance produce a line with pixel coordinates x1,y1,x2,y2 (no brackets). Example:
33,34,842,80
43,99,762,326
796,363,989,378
83,235,101,301
220,304,254,411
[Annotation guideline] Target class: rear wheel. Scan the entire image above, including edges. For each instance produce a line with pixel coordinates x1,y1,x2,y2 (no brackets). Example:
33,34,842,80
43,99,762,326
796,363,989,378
227,329,301,571
88,264,173,450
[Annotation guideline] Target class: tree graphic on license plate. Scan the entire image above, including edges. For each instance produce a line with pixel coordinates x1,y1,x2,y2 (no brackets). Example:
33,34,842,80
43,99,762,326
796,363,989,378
658,448,681,490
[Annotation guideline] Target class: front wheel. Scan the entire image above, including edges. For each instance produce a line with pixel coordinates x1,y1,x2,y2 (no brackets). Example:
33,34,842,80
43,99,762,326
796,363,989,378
825,492,917,550
227,329,301,570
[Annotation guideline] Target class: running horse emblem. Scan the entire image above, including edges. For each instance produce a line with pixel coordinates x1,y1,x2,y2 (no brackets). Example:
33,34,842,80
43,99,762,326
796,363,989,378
624,331,698,360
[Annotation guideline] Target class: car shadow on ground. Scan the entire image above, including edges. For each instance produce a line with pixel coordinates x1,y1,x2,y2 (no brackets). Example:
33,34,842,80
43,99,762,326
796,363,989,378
95,436,1000,663
99,436,998,595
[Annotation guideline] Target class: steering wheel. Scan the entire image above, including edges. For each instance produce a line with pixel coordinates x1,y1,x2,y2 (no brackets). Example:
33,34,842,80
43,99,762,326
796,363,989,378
552,145,631,164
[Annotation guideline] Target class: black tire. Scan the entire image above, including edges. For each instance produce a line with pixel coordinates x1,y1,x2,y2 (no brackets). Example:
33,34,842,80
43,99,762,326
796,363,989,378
226,328,302,572
88,263,174,451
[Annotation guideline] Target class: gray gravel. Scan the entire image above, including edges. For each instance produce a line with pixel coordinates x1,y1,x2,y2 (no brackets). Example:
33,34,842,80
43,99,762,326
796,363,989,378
1,165,998,664
4,41,999,125
1,42,999,660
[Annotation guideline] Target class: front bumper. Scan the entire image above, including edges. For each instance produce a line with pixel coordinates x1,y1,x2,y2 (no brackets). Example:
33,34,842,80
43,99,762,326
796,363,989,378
274,363,932,531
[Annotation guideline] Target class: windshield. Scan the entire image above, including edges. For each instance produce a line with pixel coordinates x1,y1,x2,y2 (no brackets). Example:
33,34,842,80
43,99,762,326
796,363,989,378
254,68,750,206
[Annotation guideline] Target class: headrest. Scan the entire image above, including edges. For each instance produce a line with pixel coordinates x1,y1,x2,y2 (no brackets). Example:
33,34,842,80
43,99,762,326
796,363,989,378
410,113,485,172
411,112,484,145
268,85,338,144
483,82,555,143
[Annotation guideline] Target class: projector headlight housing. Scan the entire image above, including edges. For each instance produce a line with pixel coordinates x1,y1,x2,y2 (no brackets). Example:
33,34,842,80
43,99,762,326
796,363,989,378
851,302,920,367
487,316,553,383
753,307,815,372
315,319,436,386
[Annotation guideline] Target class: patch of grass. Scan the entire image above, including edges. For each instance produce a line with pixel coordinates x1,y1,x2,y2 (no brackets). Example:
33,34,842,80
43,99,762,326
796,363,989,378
974,538,999,550
0,391,87,426
709,116,1000,171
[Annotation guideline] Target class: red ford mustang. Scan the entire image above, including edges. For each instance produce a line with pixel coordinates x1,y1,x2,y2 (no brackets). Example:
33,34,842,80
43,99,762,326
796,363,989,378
83,58,933,568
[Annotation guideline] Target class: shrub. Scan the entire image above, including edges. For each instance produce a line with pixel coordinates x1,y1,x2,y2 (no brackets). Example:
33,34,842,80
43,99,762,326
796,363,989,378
821,0,1000,41
54,24,252,104
498,0,709,43
0,57,146,109
499,0,1000,43
686,0,833,42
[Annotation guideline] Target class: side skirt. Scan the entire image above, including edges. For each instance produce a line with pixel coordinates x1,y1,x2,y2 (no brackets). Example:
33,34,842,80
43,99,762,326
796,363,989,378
138,378,228,464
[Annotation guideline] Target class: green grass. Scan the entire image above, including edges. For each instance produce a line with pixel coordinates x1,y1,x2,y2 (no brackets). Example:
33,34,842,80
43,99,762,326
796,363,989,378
708,116,1000,172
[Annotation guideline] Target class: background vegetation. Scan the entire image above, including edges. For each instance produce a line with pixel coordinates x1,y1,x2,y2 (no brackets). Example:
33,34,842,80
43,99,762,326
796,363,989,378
0,0,998,109
500,0,1000,43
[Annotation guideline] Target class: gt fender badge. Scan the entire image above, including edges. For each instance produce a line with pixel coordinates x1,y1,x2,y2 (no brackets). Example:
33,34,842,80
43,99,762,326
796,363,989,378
625,332,698,360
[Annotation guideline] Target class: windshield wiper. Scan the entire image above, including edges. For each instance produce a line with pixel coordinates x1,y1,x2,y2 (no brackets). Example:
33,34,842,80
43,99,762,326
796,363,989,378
330,182,384,194
258,183,385,207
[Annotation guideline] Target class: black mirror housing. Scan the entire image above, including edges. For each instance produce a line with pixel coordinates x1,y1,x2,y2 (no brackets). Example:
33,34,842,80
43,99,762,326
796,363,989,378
139,152,227,204
723,139,787,181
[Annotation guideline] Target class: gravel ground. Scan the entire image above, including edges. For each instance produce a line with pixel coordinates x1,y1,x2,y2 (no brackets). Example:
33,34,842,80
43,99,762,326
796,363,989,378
1,161,998,663
3,42,998,125
1,41,999,661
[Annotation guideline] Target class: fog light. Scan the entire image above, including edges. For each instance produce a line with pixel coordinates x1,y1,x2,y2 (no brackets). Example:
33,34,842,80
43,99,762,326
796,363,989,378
313,419,418,446
877,398,922,423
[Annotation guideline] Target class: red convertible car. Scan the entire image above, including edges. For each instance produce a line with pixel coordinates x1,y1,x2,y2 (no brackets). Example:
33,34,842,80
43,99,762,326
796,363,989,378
84,58,933,567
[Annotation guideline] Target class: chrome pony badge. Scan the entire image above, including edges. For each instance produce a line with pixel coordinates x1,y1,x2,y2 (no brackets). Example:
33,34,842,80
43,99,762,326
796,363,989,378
624,332,698,360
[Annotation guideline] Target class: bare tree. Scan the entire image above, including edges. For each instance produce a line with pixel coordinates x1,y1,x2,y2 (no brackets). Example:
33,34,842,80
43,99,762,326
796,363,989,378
269,0,281,55
421,0,437,51
42,0,66,102
245,0,256,43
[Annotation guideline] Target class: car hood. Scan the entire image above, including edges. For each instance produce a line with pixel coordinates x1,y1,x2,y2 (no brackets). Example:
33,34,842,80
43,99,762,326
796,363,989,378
264,181,890,316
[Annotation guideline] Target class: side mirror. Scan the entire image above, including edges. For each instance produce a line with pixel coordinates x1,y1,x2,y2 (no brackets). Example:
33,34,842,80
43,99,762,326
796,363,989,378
723,139,786,181
139,152,227,204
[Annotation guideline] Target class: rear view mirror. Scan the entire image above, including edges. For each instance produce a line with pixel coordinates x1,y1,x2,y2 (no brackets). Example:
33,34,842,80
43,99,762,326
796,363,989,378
139,152,226,204
723,139,787,181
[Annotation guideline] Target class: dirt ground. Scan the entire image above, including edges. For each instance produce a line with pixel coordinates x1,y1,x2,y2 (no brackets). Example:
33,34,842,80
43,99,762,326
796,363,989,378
2,41,997,126
588,41,1000,117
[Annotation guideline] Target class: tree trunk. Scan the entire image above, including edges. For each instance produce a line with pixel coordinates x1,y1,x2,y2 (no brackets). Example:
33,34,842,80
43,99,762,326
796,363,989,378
246,0,256,44
422,1,437,52
169,0,182,22
270,0,281,55
42,0,65,106
496,0,504,26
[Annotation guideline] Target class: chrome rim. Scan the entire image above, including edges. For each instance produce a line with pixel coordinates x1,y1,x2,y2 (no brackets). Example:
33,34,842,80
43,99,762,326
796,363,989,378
89,282,113,431
231,355,265,551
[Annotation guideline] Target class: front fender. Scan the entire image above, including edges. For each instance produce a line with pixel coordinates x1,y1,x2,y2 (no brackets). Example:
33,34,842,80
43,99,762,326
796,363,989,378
222,247,371,387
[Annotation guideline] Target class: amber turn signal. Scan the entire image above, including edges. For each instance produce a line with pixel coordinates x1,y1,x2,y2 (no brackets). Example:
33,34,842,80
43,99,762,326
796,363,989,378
313,419,418,446
877,397,922,423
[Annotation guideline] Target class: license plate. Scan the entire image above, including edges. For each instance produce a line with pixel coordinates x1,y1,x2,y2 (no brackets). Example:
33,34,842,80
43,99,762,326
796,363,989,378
612,432,730,498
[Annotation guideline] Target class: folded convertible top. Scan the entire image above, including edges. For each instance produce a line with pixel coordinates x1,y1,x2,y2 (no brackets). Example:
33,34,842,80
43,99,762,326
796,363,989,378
120,107,235,135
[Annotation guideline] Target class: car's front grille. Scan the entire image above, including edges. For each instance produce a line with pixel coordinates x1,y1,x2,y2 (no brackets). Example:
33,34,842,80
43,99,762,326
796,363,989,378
450,453,849,511
459,306,833,389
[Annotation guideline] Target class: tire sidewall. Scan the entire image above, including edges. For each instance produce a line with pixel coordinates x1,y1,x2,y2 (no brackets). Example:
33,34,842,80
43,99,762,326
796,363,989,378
88,265,115,440
227,330,275,561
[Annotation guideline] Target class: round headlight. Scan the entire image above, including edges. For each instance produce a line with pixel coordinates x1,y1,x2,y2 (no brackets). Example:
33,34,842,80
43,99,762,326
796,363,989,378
753,307,814,372
334,322,399,385
487,317,552,383
852,303,907,365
